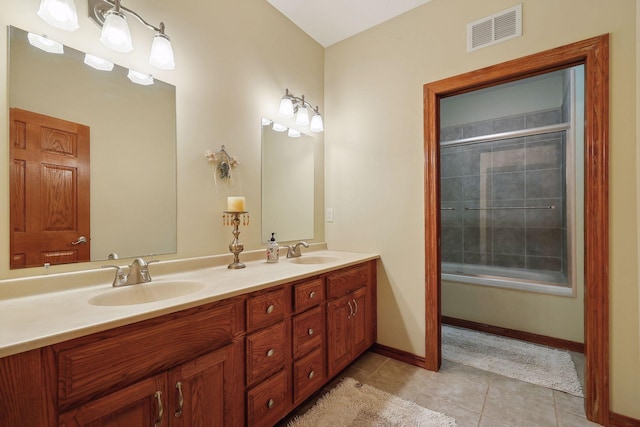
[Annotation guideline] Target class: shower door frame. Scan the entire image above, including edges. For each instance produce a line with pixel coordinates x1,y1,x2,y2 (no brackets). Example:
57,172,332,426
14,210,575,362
423,35,609,424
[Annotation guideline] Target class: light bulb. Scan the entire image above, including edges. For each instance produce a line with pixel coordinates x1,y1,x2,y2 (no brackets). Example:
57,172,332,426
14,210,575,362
272,122,287,132
84,54,114,71
296,105,309,126
149,33,175,70
27,33,64,54
288,129,301,138
100,9,133,53
278,97,294,118
310,113,324,132
127,69,154,85
37,0,79,32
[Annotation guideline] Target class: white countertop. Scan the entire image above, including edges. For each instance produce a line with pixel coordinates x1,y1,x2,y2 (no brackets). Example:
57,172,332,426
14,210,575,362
0,250,378,358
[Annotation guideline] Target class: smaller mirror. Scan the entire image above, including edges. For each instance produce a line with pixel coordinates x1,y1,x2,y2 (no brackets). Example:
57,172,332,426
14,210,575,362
261,121,314,243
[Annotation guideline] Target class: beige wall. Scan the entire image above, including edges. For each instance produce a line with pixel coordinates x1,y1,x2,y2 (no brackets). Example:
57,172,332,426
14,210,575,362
0,0,324,279
325,0,639,418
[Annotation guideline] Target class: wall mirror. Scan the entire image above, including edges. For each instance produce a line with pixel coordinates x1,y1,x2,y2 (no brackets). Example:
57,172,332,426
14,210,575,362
261,120,314,243
8,26,177,269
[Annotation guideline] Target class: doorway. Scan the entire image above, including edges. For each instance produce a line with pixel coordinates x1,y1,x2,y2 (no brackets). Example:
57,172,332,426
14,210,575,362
423,36,609,424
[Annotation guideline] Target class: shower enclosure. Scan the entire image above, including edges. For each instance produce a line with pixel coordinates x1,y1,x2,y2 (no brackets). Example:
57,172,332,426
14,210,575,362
439,67,583,294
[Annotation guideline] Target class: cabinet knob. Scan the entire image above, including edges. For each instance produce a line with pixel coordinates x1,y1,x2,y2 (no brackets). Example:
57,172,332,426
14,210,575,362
266,349,275,357
308,370,315,379
308,328,314,336
309,291,316,299
266,304,275,314
267,399,275,409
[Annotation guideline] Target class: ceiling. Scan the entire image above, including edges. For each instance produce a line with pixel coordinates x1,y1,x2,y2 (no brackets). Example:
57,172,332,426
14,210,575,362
266,0,432,47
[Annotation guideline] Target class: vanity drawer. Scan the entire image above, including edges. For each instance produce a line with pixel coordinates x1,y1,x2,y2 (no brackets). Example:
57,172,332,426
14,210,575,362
247,369,288,427
247,287,286,331
326,263,370,299
55,299,242,409
292,306,323,359
293,348,325,405
293,278,324,312
246,321,287,386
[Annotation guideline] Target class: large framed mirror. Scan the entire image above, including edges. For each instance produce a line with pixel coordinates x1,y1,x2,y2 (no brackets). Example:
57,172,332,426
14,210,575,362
8,26,177,269
261,120,314,243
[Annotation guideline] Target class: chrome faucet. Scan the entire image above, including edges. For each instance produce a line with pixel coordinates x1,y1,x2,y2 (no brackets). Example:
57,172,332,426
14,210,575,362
286,241,309,258
102,258,158,287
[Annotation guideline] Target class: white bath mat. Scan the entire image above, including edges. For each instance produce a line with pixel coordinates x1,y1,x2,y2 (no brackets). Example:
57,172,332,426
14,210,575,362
287,377,457,427
442,325,583,396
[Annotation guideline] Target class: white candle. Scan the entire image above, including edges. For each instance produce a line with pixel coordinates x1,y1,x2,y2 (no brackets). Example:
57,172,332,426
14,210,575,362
227,196,246,212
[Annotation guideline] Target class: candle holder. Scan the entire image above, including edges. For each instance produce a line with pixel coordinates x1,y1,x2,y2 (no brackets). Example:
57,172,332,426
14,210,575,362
223,211,249,269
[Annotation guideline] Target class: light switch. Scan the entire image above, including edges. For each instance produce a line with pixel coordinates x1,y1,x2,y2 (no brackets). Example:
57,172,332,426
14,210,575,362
326,208,334,222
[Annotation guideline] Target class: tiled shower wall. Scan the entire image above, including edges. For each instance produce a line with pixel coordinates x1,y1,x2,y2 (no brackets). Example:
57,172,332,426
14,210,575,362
440,108,567,281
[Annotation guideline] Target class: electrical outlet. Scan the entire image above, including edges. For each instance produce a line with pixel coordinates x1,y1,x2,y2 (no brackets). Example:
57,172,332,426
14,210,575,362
326,208,334,222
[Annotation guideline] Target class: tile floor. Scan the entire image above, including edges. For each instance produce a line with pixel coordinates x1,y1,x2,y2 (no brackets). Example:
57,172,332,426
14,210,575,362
279,347,599,427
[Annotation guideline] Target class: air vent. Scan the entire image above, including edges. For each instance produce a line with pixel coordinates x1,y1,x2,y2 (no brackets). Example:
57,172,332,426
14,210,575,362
467,4,522,52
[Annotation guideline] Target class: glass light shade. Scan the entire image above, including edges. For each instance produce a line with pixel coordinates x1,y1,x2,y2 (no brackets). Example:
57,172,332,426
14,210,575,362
288,129,301,138
310,113,324,132
278,97,294,118
27,33,64,54
127,69,154,85
100,10,133,53
149,33,175,70
37,0,79,32
84,54,114,71
272,122,287,132
261,118,272,126
295,105,309,126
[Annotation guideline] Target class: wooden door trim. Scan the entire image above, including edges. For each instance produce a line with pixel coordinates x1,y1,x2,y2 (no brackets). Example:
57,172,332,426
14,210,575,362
423,35,609,424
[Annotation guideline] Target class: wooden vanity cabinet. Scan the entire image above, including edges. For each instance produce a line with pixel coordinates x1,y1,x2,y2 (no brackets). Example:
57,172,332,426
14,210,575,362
326,262,376,378
54,297,245,427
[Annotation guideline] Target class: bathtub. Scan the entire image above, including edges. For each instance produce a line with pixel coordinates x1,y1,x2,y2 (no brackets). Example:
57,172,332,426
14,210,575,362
441,262,573,296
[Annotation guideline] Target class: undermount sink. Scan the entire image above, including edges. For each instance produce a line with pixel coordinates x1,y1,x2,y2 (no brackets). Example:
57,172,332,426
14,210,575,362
288,256,340,265
89,280,206,306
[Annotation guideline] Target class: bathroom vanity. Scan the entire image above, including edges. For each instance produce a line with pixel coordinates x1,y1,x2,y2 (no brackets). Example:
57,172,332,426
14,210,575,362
0,251,377,427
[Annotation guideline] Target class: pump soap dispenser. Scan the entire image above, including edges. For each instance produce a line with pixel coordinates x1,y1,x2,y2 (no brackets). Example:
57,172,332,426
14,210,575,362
267,232,279,263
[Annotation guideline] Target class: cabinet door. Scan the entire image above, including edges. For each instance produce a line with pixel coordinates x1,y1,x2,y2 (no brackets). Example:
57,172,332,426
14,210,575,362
349,287,369,357
169,342,243,427
326,294,353,377
59,374,167,427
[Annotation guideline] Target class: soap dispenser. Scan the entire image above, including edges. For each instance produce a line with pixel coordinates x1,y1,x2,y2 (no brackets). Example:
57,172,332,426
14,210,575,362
267,232,279,263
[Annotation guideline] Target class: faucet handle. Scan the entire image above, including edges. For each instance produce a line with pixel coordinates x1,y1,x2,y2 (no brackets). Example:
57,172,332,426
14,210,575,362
101,265,127,287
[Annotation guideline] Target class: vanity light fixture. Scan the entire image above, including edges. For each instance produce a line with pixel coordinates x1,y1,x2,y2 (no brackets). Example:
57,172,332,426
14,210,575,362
88,0,176,69
27,33,64,54
127,69,154,85
278,89,323,132
84,53,115,71
37,0,79,32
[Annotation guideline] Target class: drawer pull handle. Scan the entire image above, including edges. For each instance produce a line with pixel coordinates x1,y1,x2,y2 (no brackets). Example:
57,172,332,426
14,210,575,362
309,291,316,298
308,370,315,379
154,391,164,427
267,399,275,409
267,349,275,357
174,381,184,418
266,304,275,314
308,328,314,336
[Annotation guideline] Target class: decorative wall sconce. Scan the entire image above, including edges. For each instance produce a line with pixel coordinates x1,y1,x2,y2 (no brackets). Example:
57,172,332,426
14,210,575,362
206,145,240,180
278,89,324,132
36,0,176,70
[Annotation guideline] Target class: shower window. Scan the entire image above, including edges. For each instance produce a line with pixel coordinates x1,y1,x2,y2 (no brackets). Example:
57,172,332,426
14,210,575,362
439,66,584,295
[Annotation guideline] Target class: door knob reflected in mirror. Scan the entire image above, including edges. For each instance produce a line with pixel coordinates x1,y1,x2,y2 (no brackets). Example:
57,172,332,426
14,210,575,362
71,236,88,245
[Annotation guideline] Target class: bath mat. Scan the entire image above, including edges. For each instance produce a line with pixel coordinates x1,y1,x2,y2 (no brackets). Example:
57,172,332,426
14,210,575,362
442,325,583,396
287,377,457,427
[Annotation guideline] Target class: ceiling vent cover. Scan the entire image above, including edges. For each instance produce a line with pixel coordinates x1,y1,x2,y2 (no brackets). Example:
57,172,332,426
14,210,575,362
467,4,522,52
